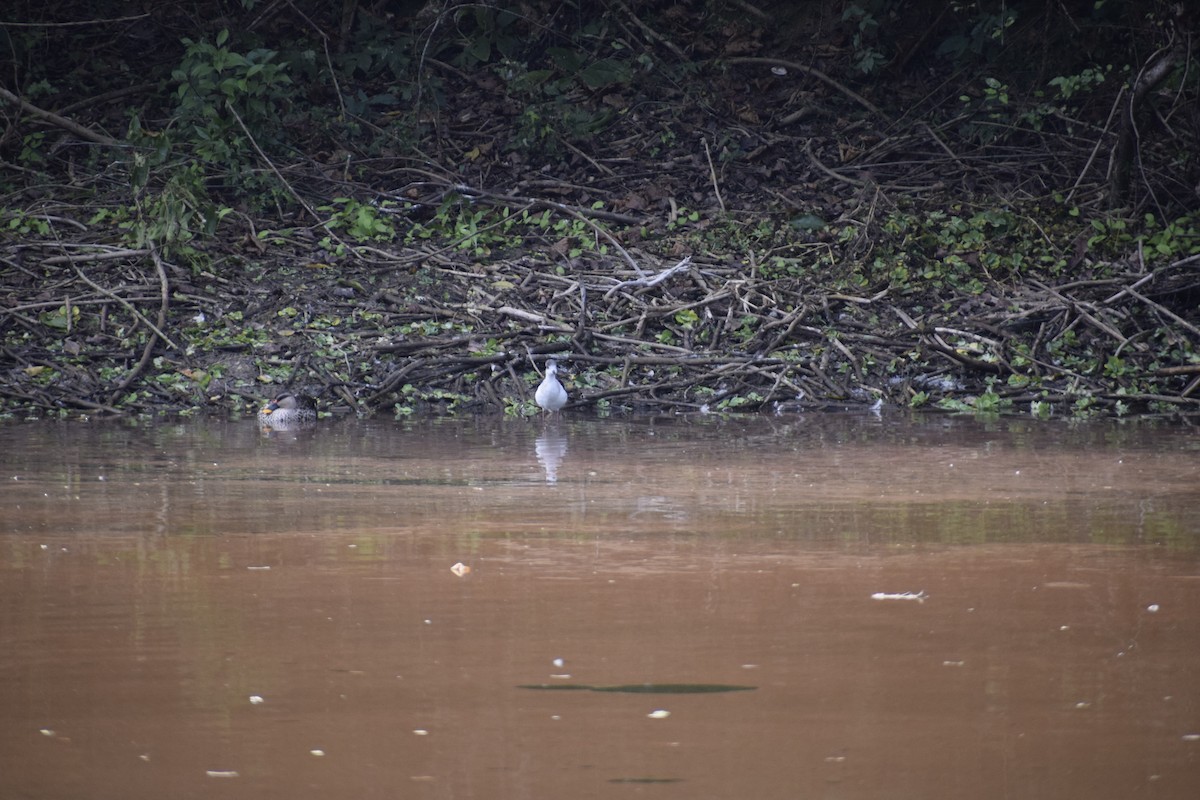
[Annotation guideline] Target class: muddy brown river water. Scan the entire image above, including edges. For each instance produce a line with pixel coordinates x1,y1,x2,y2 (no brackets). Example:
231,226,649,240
1,412,1198,799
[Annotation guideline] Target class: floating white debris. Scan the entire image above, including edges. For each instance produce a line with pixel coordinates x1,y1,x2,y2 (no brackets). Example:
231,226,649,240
310,749,325,757
741,664,760,669
249,695,264,705
247,566,271,571
39,728,55,737
206,770,239,778
871,591,927,603
1074,701,1091,709
552,657,564,668
550,673,572,680
139,754,150,762
450,562,471,577
1147,604,1160,613
942,661,965,667
1182,733,1200,742
413,729,429,736
647,710,670,719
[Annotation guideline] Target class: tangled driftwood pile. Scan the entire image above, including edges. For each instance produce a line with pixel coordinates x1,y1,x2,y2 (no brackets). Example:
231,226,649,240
8,209,1196,419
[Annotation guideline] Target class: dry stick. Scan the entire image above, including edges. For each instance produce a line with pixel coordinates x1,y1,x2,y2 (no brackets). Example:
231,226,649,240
613,0,687,60
42,248,151,265
494,305,573,331
453,184,644,275
365,357,428,405
919,121,965,167
603,257,691,299
1,295,158,315
0,86,120,147
804,139,867,187
1103,253,1200,304
1031,280,1129,345
724,57,885,120
224,101,329,230
762,306,810,354
701,137,726,213
72,265,177,350
109,252,173,404
1067,84,1127,202
727,0,769,21
560,136,615,176
1123,286,1200,339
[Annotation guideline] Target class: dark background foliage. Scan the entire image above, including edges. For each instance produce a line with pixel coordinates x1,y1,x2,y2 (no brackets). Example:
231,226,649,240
1,1,1198,419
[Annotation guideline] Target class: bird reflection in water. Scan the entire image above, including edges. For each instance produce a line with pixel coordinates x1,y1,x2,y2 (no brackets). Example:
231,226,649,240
535,427,568,484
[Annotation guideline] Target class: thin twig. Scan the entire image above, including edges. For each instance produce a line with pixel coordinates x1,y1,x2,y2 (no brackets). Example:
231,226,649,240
701,137,726,213
72,265,178,350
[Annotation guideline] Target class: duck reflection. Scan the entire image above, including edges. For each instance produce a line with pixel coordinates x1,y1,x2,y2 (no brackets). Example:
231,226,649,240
535,426,568,484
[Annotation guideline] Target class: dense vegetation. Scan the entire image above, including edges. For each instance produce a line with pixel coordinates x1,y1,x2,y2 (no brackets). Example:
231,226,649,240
2,0,1198,420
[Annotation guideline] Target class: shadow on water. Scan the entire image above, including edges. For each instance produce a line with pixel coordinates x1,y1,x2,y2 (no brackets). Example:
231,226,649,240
517,683,756,693
1,411,1198,800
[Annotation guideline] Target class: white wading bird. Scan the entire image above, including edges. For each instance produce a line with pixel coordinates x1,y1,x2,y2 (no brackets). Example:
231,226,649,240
534,359,568,414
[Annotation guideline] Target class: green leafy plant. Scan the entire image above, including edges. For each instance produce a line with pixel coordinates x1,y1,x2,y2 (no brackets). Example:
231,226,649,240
171,29,294,202
320,199,397,242
841,4,887,74
5,211,51,237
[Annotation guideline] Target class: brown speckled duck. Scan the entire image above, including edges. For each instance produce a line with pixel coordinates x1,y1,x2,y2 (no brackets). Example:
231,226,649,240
258,392,317,428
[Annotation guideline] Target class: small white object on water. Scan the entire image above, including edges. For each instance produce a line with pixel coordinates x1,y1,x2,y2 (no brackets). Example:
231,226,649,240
249,695,264,705
450,562,470,577
413,729,429,736
39,728,55,737
310,749,325,757
1074,701,1091,710
647,709,671,719
871,591,927,603
206,770,239,778
247,566,271,571
552,657,564,668
1147,604,1160,613
1182,733,1200,741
